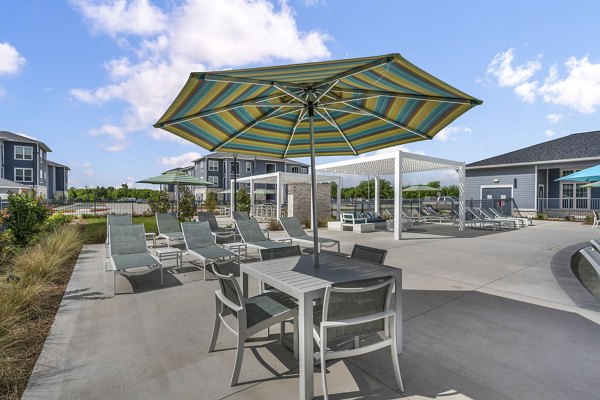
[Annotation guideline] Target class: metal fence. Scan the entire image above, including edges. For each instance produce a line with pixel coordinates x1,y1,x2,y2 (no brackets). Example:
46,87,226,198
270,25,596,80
538,197,598,220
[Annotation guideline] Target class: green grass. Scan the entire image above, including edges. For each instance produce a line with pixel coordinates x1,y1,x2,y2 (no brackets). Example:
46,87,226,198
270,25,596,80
82,216,158,244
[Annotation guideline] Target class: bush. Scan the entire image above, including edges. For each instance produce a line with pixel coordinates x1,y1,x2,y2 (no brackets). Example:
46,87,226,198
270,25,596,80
536,212,546,220
5,190,50,247
204,191,217,213
236,187,251,213
177,186,196,222
266,219,281,231
44,212,73,232
148,189,170,214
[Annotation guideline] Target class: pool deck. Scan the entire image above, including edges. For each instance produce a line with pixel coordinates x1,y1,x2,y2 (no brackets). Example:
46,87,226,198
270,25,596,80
23,220,600,400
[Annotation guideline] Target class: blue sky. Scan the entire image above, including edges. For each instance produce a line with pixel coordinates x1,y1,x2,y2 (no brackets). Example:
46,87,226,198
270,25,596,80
1,0,599,188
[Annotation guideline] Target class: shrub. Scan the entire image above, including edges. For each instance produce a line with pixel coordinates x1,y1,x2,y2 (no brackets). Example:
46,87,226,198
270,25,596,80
266,219,281,231
177,186,197,222
148,189,170,214
44,212,73,232
5,190,50,247
236,187,251,213
536,212,546,220
204,191,218,213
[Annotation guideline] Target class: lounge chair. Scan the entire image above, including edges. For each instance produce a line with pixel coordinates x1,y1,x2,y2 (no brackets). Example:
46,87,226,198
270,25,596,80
197,211,237,242
156,212,185,247
105,213,133,261
109,224,162,295
351,244,388,264
181,221,239,281
279,216,340,253
480,209,525,228
208,262,298,386
313,276,403,399
233,211,269,238
465,208,503,230
234,219,291,256
579,246,600,276
488,208,531,226
476,208,518,229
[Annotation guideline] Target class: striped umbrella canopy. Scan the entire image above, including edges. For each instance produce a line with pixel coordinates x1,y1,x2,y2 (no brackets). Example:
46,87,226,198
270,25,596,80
154,53,482,265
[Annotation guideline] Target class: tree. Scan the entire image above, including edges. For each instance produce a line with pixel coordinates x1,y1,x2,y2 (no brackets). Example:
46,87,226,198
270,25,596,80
204,191,218,212
6,190,50,246
236,187,251,213
344,179,394,199
148,189,170,214
177,186,197,222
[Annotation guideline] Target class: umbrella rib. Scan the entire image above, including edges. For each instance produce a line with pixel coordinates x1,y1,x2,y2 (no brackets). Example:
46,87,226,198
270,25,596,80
313,80,339,104
319,109,358,155
273,83,307,104
320,89,475,106
201,73,307,89
311,56,394,89
324,92,429,139
283,109,307,158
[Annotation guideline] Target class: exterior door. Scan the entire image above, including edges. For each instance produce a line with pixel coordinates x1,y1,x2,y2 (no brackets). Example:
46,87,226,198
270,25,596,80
481,187,513,215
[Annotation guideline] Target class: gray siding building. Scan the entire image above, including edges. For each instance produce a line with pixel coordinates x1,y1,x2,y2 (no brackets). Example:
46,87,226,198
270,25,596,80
465,130,600,214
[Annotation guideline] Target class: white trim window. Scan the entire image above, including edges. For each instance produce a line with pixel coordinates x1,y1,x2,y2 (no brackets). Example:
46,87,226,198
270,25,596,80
246,161,251,173
15,145,33,160
208,176,219,186
561,169,588,209
15,167,33,182
291,166,300,173
301,166,308,174
208,160,219,171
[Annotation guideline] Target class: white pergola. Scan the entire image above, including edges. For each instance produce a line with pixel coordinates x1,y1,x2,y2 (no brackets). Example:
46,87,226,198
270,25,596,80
232,171,343,219
316,150,466,240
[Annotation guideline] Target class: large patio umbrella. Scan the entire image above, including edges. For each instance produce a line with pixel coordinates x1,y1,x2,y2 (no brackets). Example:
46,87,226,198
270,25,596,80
557,165,600,182
402,184,439,197
154,53,482,266
137,172,213,215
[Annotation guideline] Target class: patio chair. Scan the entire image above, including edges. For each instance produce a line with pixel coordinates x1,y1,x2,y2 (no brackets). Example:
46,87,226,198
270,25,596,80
279,216,340,253
465,208,503,231
181,221,239,281
592,210,600,229
233,211,269,238
197,211,237,242
105,213,133,262
156,212,184,247
488,208,530,227
480,209,524,228
208,262,298,386
313,276,403,399
579,246,600,276
109,224,162,295
351,244,388,264
234,219,291,255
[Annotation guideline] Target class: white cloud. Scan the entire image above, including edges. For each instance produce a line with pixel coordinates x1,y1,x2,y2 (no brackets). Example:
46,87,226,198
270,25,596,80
70,0,331,151
514,81,538,103
546,113,562,123
160,151,201,166
538,56,600,114
486,48,541,88
84,168,94,177
71,0,167,36
0,42,26,75
435,125,472,142
543,129,555,137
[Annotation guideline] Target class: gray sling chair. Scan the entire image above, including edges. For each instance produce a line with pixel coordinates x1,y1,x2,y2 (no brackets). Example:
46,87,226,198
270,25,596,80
181,221,239,281
234,219,291,256
313,276,404,399
208,262,298,386
156,212,185,247
105,214,133,262
197,211,237,242
351,244,388,264
232,211,269,239
278,216,340,253
109,224,162,295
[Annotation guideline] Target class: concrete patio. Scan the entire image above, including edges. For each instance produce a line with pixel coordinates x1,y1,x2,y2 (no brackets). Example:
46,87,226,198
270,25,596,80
23,220,600,400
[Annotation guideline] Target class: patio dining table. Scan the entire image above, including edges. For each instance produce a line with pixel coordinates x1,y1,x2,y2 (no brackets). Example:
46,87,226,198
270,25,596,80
240,252,403,400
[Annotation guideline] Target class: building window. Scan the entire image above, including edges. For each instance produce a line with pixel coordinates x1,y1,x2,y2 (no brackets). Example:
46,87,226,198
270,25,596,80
15,168,33,182
291,166,299,173
15,146,33,160
199,160,205,170
561,169,588,209
208,176,219,186
301,166,308,174
246,161,251,173
266,163,276,173
208,160,219,171
230,162,240,177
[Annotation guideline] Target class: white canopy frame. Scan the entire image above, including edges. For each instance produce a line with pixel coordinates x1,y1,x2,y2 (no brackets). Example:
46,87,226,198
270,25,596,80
316,150,466,240
232,171,343,220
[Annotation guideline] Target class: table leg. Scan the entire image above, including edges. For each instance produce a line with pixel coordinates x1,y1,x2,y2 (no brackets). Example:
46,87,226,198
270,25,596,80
242,272,249,299
299,294,314,400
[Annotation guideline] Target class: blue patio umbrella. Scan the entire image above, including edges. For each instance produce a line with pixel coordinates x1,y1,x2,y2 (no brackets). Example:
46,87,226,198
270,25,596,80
557,165,600,182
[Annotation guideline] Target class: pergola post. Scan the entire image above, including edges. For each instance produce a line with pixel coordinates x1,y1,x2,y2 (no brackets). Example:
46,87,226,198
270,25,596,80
276,172,282,219
458,164,466,231
230,178,235,217
336,177,342,219
250,178,255,211
394,151,403,240
374,176,381,213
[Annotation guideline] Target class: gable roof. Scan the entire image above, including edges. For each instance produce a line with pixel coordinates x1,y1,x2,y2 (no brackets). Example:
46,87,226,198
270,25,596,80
48,160,70,170
0,177,28,189
0,131,52,152
467,130,600,168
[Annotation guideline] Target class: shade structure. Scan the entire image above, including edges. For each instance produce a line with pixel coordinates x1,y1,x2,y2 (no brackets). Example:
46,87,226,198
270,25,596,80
557,165,600,182
402,185,439,192
154,53,482,266
137,172,213,214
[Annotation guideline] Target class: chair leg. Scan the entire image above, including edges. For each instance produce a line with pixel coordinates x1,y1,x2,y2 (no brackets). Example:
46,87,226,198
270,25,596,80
389,316,404,392
321,350,329,400
279,321,285,344
293,316,298,360
113,272,116,295
230,334,245,386
353,335,360,349
208,299,221,352
203,260,206,281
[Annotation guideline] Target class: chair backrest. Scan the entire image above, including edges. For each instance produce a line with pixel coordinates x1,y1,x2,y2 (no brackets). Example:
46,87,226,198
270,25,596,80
212,262,244,309
110,224,148,256
341,213,354,223
181,221,215,250
425,205,437,215
156,212,181,234
197,211,219,231
259,245,301,261
479,209,494,219
232,211,250,221
279,216,307,238
235,219,267,243
107,214,132,227
351,244,387,264
322,276,395,339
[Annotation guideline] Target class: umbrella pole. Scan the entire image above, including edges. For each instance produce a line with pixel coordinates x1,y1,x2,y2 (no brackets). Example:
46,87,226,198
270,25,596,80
308,102,319,268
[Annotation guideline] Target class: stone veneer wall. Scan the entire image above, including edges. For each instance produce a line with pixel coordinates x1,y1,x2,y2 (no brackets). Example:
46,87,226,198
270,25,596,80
287,183,331,225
